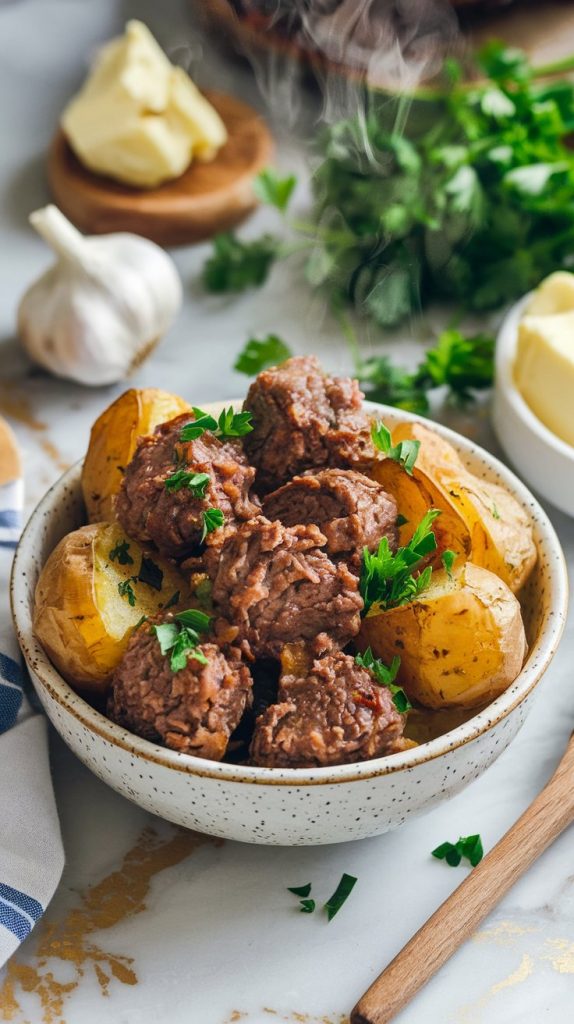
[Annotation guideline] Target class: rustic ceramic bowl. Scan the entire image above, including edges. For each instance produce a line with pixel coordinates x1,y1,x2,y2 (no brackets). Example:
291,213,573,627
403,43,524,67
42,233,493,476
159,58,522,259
11,404,568,846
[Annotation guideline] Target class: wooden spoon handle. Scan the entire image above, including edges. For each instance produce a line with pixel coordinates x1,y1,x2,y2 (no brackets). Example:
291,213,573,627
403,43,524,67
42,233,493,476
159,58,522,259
351,733,574,1024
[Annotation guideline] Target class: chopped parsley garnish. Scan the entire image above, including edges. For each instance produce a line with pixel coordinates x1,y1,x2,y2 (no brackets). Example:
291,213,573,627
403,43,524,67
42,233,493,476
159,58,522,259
138,556,163,592
491,503,501,520
441,550,457,577
234,334,293,376
118,579,136,607
299,899,316,914
253,168,297,213
109,539,134,566
287,883,312,898
396,514,409,528
201,507,225,543
371,422,420,476
324,873,358,921
360,509,440,614
164,469,210,496
152,609,212,674
432,834,484,868
355,648,412,713
180,407,253,443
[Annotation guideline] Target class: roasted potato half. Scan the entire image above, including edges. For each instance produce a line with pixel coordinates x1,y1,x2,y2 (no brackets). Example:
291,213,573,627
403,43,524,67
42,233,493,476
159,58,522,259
391,422,537,592
82,387,189,521
359,562,527,710
34,522,191,695
370,454,472,567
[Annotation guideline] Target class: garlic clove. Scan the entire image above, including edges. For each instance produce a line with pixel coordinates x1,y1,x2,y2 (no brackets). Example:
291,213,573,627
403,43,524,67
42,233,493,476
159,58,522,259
17,205,182,387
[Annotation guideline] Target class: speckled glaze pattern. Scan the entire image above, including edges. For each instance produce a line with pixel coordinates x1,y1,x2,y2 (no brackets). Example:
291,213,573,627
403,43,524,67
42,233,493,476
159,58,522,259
11,404,569,846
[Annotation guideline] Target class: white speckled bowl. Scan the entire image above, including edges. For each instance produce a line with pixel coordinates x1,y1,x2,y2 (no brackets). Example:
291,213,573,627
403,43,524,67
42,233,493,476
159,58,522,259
11,405,568,846
493,295,574,517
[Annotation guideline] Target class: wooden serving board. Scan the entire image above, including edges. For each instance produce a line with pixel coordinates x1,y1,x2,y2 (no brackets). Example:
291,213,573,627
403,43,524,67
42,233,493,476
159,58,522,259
48,91,274,246
0,416,21,488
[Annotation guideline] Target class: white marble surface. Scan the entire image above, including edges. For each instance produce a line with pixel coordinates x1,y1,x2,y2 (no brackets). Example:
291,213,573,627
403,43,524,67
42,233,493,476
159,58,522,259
0,2,573,1023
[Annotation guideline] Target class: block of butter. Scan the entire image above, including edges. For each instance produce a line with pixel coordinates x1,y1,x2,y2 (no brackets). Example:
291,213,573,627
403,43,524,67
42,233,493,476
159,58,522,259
61,20,228,189
515,310,574,447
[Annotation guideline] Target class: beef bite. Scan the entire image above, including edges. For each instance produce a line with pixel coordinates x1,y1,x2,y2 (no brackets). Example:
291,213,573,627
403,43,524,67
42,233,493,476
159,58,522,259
116,412,259,559
108,617,252,760
263,468,398,568
211,516,363,659
242,355,374,492
250,651,406,768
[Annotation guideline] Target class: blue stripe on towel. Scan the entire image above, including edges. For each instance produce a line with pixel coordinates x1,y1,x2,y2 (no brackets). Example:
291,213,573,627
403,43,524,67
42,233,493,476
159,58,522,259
0,540,18,550
0,682,23,734
0,901,32,942
0,511,20,529
0,884,42,922
0,653,22,687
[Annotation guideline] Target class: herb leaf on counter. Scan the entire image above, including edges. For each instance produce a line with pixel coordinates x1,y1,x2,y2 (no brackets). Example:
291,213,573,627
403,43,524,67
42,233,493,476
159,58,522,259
202,233,279,293
288,883,312,898
371,421,420,475
299,899,316,914
234,334,293,376
324,873,358,921
254,168,296,213
355,648,412,713
360,509,440,614
432,834,484,868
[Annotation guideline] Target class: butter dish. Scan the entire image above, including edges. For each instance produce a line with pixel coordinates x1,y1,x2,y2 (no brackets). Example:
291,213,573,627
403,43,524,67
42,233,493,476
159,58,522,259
493,294,574,518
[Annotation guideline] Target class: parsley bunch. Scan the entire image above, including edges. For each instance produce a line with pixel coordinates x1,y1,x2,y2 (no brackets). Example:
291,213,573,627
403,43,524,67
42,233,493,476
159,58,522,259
360,509,440,614
153,610,211,673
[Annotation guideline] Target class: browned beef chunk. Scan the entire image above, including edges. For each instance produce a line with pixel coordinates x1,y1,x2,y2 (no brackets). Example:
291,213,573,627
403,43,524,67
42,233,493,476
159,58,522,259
250,651,406,768
263,468,398,567
108,618,252,760
116,413,259,559
211,516,363,659
242,356,374,492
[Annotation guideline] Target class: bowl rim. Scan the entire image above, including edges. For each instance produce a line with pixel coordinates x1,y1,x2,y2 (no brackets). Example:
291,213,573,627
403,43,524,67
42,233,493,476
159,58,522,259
495,293,574,465
11,402,569,787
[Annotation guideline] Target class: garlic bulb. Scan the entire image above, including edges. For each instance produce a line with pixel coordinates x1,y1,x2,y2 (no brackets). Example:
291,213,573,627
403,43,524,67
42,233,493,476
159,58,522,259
17,205,182,386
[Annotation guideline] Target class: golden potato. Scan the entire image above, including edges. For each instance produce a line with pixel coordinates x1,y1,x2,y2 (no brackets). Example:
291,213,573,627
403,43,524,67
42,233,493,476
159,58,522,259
34,521,191,695
82,387,188,521
359,562,527,709
370,453,472,568
390,422,537,592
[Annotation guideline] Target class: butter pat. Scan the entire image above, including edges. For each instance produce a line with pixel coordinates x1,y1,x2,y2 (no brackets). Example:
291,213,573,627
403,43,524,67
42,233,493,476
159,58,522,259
525,271,574,316
61,20,227,189
515,312,574,447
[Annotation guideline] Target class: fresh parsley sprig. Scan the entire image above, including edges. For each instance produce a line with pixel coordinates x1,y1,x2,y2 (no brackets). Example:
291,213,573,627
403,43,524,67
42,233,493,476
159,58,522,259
201,508,225,542
153,609,212,674
360,509,441,615
355,648,411,714
371,422,420,475
109,539,134,565
234,334,293,376
432,834,484,868
180,407,253,443
164,470,210,496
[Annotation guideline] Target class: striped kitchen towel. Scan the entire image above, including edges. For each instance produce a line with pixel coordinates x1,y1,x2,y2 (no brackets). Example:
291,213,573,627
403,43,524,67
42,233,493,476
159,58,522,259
0,465,64,965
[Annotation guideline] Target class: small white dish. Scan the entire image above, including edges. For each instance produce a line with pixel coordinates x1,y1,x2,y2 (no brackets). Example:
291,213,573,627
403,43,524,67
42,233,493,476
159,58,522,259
493,295,574,517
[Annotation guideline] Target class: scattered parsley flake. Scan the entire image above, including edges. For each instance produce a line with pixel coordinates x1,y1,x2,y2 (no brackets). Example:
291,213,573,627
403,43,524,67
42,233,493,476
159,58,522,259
234,334,293,376
324,873,358,921
109,539,134,565
396,514,409,528
201,508,225,543
492,503,501,520
299,899,316,914
371,422,420,475
355,648,412,713
118,579,136,607
432,834,484,868
287,883,312,898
